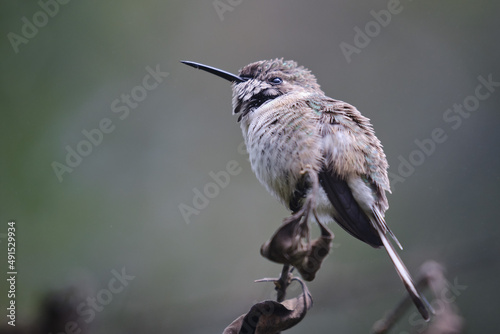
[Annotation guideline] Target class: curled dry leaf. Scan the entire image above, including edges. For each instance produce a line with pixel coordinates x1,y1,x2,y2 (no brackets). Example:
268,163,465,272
223,278,313,334
260,213,309,267
261,214,333,281
296,220,333,281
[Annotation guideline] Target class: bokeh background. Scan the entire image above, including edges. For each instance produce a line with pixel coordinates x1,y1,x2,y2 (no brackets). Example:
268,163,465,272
1,1,499,333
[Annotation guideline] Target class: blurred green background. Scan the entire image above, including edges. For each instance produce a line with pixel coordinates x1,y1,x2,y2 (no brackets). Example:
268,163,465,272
1,0,499,333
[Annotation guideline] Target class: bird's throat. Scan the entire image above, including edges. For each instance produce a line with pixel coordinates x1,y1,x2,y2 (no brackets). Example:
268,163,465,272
238,91,281,122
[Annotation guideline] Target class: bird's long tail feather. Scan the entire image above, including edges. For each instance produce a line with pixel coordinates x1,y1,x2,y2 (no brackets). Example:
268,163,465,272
377,228,431,321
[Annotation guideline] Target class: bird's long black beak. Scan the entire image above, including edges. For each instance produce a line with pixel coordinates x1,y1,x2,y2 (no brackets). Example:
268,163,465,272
180,60,247,83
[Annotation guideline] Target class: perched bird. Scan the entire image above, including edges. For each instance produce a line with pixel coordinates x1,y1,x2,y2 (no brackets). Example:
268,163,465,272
181,58,430,320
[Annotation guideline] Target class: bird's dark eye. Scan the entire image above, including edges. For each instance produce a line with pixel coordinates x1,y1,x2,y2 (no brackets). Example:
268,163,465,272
269,77,283,85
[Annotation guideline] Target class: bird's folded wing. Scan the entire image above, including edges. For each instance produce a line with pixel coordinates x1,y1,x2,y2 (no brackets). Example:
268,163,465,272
318,169,382,248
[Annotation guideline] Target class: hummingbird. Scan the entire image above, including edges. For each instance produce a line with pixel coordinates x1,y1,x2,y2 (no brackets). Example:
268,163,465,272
181,58,431,321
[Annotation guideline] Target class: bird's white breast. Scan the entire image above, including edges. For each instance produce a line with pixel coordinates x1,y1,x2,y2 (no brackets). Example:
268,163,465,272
240,92,324,207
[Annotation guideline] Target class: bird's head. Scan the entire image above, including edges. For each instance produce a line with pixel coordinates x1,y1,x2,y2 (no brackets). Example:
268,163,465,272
181,58,323,121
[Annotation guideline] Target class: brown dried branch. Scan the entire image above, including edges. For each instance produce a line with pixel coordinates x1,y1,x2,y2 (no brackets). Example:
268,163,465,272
223,168,331,333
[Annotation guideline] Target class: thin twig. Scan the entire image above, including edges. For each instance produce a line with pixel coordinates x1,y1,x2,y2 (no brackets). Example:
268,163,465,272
371,276,427,333
372,261,464,334
276,264,292,303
